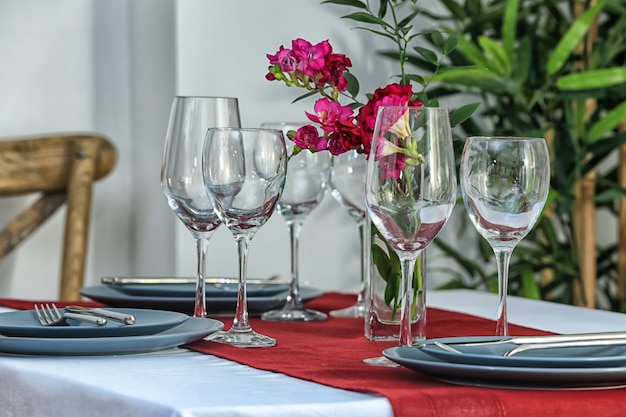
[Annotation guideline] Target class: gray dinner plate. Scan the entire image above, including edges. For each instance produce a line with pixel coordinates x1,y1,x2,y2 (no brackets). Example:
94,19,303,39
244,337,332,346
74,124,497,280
80,285,323,315
0,308,189,338
419,336,626,368
383,344,626,389
0,317,223,356
110,282,289,298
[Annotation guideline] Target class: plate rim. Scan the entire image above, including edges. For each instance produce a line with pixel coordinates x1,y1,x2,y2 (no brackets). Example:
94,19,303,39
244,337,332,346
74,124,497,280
383,345,626,387
0,316,223,355
419,336,626,368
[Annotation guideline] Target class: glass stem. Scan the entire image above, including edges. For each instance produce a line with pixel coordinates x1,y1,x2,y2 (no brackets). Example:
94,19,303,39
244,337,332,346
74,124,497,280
399,255,418,347
192,232,211,318
494,247,512,336
284,219,304,309
355,220,366,306
232,235,252,332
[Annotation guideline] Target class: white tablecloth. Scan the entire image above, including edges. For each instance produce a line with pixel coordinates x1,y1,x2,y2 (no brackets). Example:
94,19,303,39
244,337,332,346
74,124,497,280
2,289,626,417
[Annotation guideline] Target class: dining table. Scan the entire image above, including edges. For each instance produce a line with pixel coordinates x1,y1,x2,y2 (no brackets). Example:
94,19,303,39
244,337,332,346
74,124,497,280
1,288,626,417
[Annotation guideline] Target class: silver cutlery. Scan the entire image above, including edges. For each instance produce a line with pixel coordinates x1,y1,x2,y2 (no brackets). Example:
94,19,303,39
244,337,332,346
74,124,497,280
34,304,107,327
65,305,136,325
432,331,626,348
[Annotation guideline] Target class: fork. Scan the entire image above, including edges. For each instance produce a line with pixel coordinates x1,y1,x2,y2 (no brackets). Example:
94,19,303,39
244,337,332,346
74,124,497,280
34,304,107,326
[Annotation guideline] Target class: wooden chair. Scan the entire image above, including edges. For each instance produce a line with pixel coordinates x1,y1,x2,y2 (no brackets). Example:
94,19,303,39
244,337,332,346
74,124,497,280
0,133,117,300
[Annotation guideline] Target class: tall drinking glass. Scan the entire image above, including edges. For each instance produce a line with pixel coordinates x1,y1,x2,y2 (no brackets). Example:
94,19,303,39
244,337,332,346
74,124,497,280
260,123,331,322
460,136,550,336
365,106,456,365
161,96,240,318
203,128,287,347
328,151,368,318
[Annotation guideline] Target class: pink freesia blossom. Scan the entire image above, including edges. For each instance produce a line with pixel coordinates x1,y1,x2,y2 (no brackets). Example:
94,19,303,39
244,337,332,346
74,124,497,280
267,38,423,167
292,125,327,151
306,98,355,133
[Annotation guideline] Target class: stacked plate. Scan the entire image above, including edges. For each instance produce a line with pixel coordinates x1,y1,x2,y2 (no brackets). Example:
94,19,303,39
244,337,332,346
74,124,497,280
80,277,323,315
383,336,626,389
0,307,223,355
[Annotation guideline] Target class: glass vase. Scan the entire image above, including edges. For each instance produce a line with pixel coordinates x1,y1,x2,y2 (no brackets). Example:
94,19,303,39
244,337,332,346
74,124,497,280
364,218,426,342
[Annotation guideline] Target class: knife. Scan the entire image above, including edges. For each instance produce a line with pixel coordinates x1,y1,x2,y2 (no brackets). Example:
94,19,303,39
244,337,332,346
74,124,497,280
65,305,136,325
101,276,287,286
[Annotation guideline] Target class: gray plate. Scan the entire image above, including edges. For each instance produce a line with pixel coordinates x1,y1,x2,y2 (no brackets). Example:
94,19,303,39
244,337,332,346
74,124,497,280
419,336,626,368
0,317,223,356
383,343,626,389
0,308,189,338
110,282,289,298
81,285,323,315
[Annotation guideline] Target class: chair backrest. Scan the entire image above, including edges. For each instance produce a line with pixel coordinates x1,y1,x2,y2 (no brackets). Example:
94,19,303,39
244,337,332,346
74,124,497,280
0,133,117,300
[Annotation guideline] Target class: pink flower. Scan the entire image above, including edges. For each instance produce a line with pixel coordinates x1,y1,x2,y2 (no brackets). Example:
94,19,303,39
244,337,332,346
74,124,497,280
293,125,327,151
306,98,355,133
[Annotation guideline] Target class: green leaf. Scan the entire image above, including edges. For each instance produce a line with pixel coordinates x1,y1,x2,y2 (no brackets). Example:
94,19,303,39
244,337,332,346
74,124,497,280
557,67,626,90
478,36,511,75
513,36,531,83
431,68,507,93
445,28,496,72
398,10,421,28
595,188,626,203
321,0,367,8
341,12,388,26
450,102,480,127
502,0,519,62
443,33,459,55
413,46,439,65
547,0,607,75
430,30,445,51
377,0,388,18
521,267,541,300
344,72,360,99
588,100,626,142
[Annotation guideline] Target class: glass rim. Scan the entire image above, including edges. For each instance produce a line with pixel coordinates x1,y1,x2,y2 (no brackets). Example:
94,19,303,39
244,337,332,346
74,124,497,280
376,105,449,111
206,127,284,134
466,136,546,142
173,95,239,100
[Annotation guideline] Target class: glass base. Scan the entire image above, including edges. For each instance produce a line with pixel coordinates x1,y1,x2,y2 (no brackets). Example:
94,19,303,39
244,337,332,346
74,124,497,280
329,302,365,318
261,308,327,322
362,356,400,367
207,328,276,347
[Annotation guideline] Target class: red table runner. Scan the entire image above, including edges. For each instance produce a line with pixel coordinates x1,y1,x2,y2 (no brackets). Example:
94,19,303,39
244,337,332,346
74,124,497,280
188,293,625,417
2,293,625,416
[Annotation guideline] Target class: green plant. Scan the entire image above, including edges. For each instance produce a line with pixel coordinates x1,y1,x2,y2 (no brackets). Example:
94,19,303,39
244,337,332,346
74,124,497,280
397,0,626,309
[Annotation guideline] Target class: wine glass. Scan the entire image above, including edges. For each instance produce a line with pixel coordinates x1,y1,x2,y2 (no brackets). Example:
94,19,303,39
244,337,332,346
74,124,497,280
202,128,287,347
260,123,331,322
161,96,240,318
365,106,457,364
460,136,550,336
328,150,368,318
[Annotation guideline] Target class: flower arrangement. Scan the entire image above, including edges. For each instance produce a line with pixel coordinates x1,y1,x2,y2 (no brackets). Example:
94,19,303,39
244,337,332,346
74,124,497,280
265,0,478,320
266,38,422,158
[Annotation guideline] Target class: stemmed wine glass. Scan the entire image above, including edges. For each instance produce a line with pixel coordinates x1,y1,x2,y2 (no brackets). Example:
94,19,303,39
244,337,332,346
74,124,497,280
161,96,240,318
202,128,287,347
260,123,331,322
365,106,456,364
460,136,550,336
328,150,368,318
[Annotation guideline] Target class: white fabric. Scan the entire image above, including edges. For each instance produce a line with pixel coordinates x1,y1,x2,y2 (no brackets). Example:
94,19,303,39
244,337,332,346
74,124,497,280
1,290,626,417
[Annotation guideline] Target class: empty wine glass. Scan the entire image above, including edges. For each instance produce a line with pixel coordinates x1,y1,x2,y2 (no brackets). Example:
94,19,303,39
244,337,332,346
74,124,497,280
203,128,287,347
161,96,240,318
328,150,368,318
365,106,456,365
260,123,331,322
460,136,550,336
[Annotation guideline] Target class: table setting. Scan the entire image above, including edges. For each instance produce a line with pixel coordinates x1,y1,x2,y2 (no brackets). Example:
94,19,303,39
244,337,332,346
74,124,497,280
0,14,625,417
